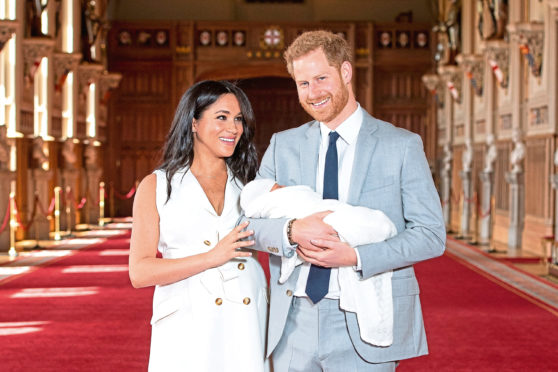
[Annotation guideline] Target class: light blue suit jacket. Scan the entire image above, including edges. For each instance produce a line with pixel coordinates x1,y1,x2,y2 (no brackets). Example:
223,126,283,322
246,111,446,362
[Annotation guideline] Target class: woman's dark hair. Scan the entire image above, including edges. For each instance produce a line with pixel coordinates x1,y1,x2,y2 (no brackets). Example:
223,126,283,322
159,80,258,201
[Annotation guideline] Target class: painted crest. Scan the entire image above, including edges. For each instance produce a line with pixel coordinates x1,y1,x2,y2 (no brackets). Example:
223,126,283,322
233,31,246,47
199,30,211,46
261,26,284,49
216,31,228,46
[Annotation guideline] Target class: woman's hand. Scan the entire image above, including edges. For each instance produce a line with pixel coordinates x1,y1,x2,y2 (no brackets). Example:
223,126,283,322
205,221,254,268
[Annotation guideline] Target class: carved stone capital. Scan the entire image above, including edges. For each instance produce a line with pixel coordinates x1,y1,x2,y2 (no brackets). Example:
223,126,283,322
98,72,122,95
22,37,55,85
77,62,104,94
0,20,18,51
437,65,462,103
422,73,444,108
508,22,544,78
481,40,510,89
53,52,82,88
456,54,484,97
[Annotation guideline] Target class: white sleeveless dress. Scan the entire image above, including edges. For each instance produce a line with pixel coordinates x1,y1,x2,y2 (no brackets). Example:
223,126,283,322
148,169,269,372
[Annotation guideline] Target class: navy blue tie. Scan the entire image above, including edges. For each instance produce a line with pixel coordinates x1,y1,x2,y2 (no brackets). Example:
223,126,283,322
305,131,339,304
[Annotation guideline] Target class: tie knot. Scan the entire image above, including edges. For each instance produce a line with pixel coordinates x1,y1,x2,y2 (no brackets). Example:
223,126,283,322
329,131,340,144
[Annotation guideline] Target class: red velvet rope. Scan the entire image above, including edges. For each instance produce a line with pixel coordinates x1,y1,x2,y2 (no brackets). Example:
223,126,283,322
13,197,38,231
36,195,56,218
111,183,136,200
66,189,87,210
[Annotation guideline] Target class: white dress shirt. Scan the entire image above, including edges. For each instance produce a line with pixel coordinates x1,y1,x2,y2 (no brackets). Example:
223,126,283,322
293,104,363,299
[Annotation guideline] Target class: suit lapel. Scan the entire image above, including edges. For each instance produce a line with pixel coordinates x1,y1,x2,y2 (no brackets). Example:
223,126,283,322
299,122,320,189
348,114,379,205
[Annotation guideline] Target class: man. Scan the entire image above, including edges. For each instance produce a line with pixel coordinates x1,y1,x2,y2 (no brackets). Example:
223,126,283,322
245,30,445,371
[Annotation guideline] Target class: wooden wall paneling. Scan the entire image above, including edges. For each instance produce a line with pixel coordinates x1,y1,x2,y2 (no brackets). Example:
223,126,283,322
238,77,310,158
524,137,550,218
15,138,30,240
450,145,463,233
521,136,554,254
354,22,373,113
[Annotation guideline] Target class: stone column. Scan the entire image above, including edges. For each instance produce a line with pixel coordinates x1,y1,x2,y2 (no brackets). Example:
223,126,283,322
479,171,494,245
505,171,524,253
84,144,102,225
28,137,53,241
28,169,53,240
551,147,558,265
459,169,472,238
458,139,473,238
440,144,453,229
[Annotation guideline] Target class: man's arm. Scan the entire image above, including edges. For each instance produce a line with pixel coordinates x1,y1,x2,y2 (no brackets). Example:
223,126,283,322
356,134,446,279
239,134,295,258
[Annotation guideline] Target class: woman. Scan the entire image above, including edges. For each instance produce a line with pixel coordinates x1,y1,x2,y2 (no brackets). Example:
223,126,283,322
129,80,268,371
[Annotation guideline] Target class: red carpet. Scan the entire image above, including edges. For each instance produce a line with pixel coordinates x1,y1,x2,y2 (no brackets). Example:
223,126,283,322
1,235,557,371
0,233,152,371
400,253,558,371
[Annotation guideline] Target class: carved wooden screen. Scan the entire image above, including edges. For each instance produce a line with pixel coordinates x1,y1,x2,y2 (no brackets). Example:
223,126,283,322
495,143,510,211
525,138,551,218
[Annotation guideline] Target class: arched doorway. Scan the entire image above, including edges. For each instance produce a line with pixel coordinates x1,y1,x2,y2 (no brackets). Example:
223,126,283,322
236,77,311,157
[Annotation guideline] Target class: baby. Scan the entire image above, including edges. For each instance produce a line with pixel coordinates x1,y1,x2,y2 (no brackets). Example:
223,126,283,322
241,178,398,347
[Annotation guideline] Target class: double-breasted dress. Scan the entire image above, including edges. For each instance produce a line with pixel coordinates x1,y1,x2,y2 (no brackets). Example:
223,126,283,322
148,169,269,372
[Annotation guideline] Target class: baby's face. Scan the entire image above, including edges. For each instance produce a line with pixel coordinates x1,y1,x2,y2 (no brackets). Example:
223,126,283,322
270,183,284,192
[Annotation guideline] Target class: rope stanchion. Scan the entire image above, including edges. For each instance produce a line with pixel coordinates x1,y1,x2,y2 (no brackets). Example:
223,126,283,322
36,194,56,218
66,188,87,210
111,184,136,200
53,187,62,241
13,197,38,232
8,182,17,258
99,182,106,227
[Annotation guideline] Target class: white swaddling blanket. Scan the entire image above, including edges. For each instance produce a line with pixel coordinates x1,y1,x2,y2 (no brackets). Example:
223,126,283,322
241,179,398,347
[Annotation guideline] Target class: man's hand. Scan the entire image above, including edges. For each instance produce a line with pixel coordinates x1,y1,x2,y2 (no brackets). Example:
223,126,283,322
291,211,337,249
297,239,357,268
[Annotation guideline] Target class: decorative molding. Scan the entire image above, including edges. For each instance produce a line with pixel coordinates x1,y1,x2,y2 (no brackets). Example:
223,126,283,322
77,62,104,94
53,52,82,91
22,37,55,86
481,40,509,89
0,19,18,52
421,73,444,108
98,72,123,104
437,65,462,104
508,22,544,78
456,54,484,97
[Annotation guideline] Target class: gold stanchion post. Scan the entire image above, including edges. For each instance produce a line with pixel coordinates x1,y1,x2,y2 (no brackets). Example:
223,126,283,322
109,183,115,219
53,186,61,241
99,182,105,227
8,181,17,258
65,186,72,236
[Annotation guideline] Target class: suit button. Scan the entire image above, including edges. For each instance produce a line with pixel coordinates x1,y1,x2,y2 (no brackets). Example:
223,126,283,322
204,240,211,246
243,297,251,305
286,290,293,297
215,298,223,306
238,263,245,270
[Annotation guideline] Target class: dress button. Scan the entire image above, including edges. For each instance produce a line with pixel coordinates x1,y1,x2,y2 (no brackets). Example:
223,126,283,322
238,263,245,270
215,298,223,306
243,297,251,305
204,240,211,246
286,290,293,297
